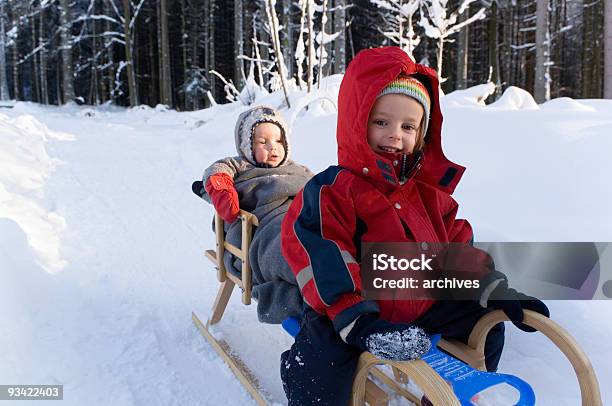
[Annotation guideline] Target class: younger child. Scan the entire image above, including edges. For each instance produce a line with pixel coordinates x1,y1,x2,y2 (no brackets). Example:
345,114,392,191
280,47,549,405
197,105,312,324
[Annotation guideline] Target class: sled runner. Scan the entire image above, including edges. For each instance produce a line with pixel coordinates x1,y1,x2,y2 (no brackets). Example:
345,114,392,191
192,208,602,405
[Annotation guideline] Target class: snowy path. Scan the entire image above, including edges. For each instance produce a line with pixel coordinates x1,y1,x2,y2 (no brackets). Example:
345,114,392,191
1,104,276,405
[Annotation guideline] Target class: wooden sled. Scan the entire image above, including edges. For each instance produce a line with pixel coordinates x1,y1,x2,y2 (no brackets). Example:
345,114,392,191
192,210,603,405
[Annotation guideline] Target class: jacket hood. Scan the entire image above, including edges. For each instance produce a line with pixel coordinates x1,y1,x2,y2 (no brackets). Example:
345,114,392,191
234,105,291,166
336,46,465,194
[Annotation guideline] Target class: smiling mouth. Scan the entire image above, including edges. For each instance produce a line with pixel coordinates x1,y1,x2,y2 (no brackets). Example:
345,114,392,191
378,146,402,153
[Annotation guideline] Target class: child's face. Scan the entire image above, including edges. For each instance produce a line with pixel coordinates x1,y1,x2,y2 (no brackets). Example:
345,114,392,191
367,94,424,155
252,122,285,167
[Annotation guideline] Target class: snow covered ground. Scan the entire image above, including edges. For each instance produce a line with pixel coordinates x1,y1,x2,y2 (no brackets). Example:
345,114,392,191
1,77,611,405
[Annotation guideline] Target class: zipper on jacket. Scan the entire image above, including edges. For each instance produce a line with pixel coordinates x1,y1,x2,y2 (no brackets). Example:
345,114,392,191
400,152,424,184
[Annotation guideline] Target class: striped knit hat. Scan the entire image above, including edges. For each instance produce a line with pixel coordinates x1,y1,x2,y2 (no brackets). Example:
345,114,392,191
377,75,431,139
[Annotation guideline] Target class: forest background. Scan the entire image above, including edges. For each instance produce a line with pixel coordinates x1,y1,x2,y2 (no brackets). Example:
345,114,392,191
1,0,611,111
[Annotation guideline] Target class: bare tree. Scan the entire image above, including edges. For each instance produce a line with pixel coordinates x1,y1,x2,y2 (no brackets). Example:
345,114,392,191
488,1,501,97
122,0,137,105
266,0,291,107
59,0,75,102
605,0,612,98
0,0,9,100
534,0,550,102
280,0,293,78
419,0,486,81
38,9,48,104
159,0,172,106
319,0,329,88
371,0,421,60
234,0,245,89
307,0,314,91
332,0,346,73
456,8,468,89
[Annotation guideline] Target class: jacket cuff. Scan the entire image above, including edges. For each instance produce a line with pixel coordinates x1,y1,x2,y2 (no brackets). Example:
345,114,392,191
479,278,505,308
328,294,379,333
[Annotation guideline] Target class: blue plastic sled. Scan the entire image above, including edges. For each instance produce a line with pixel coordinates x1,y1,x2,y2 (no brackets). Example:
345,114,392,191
282,317,535,406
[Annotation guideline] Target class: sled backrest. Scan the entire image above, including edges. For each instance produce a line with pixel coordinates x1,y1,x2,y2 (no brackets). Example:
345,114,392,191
206,210,259,305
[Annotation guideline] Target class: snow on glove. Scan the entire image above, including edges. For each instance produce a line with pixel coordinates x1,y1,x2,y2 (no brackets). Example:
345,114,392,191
205,173,240,224
482,279,550,332
343,314,431,361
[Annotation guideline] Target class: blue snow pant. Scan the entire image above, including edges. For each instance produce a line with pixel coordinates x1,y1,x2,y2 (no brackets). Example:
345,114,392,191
280,301,505,406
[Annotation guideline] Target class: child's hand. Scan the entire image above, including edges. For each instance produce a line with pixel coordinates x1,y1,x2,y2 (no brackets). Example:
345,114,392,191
343,314,431,361
484,280,550,332
205,173,240,224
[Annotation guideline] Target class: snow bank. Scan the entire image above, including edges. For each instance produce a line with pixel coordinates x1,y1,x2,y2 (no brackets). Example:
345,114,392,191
443,82,496,107
0,112,72,272
488,86,540,110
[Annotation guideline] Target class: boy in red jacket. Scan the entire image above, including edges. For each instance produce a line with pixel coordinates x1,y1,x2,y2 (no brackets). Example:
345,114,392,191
280,47,549,405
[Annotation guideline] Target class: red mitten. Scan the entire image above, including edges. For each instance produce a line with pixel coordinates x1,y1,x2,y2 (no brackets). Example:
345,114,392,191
205,173,240,223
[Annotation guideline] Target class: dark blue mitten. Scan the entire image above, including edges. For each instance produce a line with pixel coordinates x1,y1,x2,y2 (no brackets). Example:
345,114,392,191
343,314,431,361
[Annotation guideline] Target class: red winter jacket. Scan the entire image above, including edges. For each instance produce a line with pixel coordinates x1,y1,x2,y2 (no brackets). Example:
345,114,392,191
281,47,474,332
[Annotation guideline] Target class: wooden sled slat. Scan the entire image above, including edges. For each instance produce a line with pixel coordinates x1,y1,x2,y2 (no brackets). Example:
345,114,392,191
364,379,389,406
469,309,602,406
370,367,421,405
223,243,243,259
193,312,268,406
205,249,217,264
437,337,486,371
351,352,460,406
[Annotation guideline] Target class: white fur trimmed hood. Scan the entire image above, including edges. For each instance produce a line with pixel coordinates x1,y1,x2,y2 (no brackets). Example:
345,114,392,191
234,105,290,167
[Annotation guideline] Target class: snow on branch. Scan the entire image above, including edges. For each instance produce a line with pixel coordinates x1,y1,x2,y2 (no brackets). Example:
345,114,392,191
209,70,241,103
370,0,420,59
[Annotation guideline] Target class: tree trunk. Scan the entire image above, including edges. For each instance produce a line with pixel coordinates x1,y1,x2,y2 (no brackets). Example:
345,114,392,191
501,5,514,91
234,0,244,88
281,0,293,78
56,59,61,104
0,0,10,100
104,0,114,103
31,15,39,102
534,0,550,103
318,0,328,87
295,1,307,89
156,0,163,102
267,0,291,107
207,0,216,99
322,0,331,79
582,0,593,97
307,0,314,92
605,0,612,98
59,0,75,102
456,8,468,90
333,0,346,74
259,4,270,87
591,0,604,98
90,4,99,105
39,10,48,104
488,1,501,97
180,0,187,109
11,4,19,101
160,0,172,106
436,37,444,79
123,0,137,106
148,13,158,105
252,24,265,88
